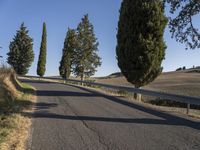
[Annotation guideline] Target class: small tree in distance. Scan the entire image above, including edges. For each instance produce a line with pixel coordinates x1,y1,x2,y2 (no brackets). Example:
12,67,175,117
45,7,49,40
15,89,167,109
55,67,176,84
0,47,2,58
176,67,182,71
116,0,168,101
7,23,34,75
37,22,47,77
59,28,76,79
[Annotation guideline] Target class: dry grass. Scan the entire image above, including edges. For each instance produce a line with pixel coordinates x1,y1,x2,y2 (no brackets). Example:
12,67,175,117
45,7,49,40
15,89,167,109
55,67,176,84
0,64,11,83
0,114,31,150
0,69,36,150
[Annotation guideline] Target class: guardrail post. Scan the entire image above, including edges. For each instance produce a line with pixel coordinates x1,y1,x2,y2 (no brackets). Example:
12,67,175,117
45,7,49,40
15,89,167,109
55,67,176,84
187,103,190,115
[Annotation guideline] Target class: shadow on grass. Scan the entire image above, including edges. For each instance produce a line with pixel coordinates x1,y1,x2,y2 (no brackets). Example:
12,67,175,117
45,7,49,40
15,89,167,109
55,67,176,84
0,99,58,114
16,100,58,111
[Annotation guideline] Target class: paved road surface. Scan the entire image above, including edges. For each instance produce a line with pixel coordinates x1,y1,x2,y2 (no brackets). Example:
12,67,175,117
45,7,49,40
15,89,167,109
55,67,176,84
21,79,200,150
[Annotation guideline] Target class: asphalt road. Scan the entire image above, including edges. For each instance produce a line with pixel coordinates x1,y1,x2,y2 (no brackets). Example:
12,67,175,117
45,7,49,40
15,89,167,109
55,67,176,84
21,79,200,150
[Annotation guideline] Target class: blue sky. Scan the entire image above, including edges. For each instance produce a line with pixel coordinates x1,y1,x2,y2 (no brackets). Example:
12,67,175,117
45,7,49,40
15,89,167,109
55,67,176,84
0,0,199,77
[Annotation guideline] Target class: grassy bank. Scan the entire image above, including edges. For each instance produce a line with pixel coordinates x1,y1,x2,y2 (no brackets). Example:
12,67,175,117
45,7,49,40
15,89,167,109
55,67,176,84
0,69,36,150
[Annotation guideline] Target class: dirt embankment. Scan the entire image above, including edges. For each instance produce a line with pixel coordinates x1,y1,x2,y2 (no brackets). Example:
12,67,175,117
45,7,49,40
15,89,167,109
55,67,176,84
0,70,36,150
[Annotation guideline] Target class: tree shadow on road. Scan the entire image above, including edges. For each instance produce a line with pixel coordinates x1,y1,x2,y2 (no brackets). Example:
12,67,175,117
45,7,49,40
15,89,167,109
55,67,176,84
24,112,196,126
36,90,102,97
23,83,200,131
20,79,103,97
65,84,200,130
16,100,58,111
24,109,200,130
20,79,58,84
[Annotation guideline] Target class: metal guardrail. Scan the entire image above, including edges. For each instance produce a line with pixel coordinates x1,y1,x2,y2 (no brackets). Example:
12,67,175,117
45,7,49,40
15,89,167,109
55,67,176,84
23,76,200,114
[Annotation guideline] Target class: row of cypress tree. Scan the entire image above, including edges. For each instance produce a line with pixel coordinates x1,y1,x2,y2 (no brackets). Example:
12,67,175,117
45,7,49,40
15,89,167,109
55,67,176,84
7,22,47,77
7,14,101,81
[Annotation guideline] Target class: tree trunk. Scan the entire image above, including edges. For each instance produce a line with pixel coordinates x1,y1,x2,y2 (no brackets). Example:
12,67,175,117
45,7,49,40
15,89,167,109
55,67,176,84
134,87,142,102
63,80,66,84
81,74,84,81
80,74,84,85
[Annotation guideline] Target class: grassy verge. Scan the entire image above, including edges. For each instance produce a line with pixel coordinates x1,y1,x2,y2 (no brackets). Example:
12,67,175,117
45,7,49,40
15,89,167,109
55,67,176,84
0,72,36,150
15,78,35,92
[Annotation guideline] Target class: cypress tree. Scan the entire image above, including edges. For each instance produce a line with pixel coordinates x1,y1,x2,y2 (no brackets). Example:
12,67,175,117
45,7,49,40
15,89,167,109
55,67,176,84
37,22,47,77
7,23,34,75
74,14,101,81
116,0,168,100
59,28,76,79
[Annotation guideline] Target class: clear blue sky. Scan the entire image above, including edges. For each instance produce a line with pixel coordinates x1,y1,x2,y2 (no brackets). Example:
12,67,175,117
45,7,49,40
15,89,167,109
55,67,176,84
0,0,199,77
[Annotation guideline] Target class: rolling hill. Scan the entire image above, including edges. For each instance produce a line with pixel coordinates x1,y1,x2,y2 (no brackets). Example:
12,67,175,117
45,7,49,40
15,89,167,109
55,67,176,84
94,69,200,98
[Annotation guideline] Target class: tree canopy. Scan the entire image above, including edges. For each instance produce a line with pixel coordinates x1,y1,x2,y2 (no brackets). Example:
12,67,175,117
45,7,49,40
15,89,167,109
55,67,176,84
7,23,34,75
73,14,101,81
165,0,200,49
37,22,47,77
116,0,168,88
59,28,76,79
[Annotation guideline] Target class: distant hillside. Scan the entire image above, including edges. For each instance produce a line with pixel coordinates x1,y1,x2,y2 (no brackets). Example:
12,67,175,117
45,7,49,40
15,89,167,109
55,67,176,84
108,72,123,78
48,68,200,80
102,67,200,79
185,67,200,73
187,69,200,73
95,69,200,98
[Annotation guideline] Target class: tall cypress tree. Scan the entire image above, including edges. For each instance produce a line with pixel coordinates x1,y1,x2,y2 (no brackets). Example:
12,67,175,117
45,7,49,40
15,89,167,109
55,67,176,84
116,0,168,101
37,22,47,77
74,14,101,81
7,23,34,75
59,28,76,79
